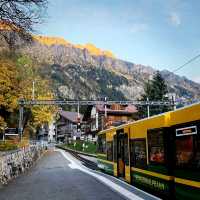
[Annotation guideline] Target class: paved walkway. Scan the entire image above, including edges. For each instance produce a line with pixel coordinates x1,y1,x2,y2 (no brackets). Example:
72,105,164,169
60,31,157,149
0,149,160,200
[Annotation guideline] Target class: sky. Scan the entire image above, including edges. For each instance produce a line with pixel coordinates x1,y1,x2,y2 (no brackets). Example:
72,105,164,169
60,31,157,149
36,0,200,83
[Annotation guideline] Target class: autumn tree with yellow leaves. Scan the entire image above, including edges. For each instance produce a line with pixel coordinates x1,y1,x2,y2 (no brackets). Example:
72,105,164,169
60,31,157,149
0,0,54,140
0,53,56,139
0,57,19,128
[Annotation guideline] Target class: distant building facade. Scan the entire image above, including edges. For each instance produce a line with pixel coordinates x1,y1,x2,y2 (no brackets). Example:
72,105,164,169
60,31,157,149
56,111,83,142
83,104,138,138
48,122,56,142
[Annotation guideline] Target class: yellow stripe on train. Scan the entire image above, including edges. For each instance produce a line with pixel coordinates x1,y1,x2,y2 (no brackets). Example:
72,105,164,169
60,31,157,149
175,177,200,188
131,167,174,181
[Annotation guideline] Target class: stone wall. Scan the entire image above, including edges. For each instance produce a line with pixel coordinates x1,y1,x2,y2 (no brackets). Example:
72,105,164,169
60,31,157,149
0,144,46,185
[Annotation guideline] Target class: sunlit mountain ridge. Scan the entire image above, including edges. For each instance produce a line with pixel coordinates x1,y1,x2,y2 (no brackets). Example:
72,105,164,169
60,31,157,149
34,35,115,58
0,30,200,101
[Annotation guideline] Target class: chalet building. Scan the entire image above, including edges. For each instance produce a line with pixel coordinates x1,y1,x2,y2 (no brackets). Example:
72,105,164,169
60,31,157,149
83,104,138,139
56,111,83,142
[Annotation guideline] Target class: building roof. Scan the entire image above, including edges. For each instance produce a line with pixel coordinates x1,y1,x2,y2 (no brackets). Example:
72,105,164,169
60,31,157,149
96,104,138,114
82,104,138,121
59,111,83,123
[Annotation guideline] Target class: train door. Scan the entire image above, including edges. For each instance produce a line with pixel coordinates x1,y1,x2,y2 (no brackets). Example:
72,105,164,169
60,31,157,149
113,134,118,176
118,133,125,177
117,130,128,179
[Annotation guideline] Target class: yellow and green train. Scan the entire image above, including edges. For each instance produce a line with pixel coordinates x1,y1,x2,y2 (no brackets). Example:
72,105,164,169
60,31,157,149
97,103,200,200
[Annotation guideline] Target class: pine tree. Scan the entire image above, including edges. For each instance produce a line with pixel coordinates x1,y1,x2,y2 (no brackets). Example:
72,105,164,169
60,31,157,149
139,71,170,118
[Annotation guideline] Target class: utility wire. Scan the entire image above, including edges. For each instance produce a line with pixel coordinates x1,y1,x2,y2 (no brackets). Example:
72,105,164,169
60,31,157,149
172,53,200,73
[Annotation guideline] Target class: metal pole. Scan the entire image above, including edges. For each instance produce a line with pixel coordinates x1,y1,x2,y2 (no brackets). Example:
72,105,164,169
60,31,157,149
18,106,24,141
32,81,35,100
172,94,176,111
55,124,57,143
147,97,150,118
104,97,107,118
101,115,104,131
3,130,5,142
77,101,80,118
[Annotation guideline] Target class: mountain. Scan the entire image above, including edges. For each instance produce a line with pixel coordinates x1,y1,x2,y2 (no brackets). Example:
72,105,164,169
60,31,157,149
1,32,200,100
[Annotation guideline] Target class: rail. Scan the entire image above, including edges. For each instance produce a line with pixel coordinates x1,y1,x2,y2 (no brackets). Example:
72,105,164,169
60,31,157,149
57,146,97,170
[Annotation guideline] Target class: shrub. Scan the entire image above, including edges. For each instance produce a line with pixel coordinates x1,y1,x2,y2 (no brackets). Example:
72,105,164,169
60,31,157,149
0,141,18,151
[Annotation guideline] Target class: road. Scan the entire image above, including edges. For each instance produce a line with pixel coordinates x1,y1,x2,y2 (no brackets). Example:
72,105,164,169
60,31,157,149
0,150,126,200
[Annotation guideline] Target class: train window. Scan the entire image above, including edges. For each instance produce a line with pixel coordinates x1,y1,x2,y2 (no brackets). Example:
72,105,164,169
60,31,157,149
175,126,200,169
130,139,147,168
148,129,165,164
98,134,106,154
176,135,193,166
196,138,200,169
124,134,129,165
107,142,113,161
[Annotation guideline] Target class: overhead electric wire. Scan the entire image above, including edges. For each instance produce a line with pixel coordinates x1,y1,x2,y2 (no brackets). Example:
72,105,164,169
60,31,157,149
156,53,200,104
172,53,200,73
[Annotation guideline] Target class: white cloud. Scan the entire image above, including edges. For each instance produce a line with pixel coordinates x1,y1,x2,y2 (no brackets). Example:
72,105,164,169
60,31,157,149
130,23,148,33
169,12,181,26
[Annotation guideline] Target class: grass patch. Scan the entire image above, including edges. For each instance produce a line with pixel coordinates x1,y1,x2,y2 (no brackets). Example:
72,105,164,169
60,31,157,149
62,140,97,155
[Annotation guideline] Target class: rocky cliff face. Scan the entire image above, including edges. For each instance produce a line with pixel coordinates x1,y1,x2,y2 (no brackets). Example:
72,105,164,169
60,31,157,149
1,33,200,100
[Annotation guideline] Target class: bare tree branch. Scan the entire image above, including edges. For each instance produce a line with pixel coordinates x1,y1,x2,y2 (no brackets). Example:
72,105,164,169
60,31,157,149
0,0,48,49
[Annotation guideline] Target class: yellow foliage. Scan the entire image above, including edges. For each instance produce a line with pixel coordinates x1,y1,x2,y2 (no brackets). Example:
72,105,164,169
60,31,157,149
0,20,13,31
0,58,19,111
32,106,54,125
0,54,56,132
18,140,30,148
0,116,7,130
31,93,56,126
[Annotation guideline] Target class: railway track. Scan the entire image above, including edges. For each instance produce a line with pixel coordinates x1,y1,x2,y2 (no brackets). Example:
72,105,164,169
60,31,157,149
57,146,98,170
